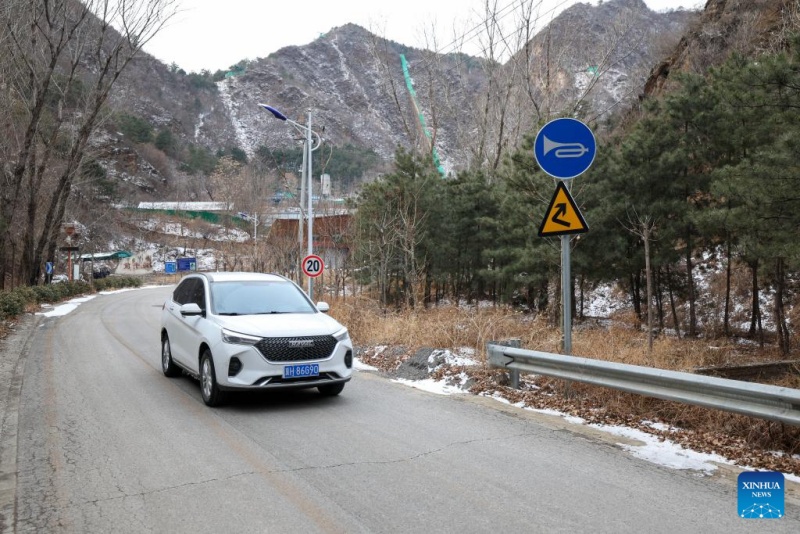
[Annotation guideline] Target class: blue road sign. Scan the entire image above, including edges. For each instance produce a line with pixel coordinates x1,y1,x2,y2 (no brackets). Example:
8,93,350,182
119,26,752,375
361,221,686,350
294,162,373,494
165,261,177,274
177,257,196,272
45,262,54,275
534,118,596,180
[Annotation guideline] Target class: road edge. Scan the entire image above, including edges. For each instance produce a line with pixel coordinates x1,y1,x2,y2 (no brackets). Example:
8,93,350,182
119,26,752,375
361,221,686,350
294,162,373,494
0,313,41,533
459,387,800,506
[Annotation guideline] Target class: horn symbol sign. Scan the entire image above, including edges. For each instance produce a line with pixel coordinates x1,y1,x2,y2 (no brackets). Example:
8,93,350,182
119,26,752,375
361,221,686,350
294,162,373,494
534,117,596,180
542,136,589,159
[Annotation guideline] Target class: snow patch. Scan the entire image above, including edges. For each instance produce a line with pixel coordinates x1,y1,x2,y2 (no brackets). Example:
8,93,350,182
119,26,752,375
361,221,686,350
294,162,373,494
217,78,257,158
392,377,467,396
354,358,379,371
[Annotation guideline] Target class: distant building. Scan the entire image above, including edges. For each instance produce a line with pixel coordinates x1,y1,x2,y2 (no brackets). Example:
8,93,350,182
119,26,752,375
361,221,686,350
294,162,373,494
267,213,352,270
137,202,232,211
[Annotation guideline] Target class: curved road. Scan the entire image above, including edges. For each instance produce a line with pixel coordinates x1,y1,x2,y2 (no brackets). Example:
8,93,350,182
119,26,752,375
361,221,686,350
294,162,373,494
2,286,799,532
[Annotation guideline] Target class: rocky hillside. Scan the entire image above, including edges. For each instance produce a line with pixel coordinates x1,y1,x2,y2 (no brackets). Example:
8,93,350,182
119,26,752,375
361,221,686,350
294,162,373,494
96,0,695,202
517,0,692,118
209,1,693,174
644,0,799,95
215,24,480,165
110,55,238,149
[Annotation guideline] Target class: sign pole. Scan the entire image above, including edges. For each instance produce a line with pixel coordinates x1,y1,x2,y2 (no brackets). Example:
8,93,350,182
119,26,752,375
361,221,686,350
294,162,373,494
534,118,595,356
561,234,571,354
307,110,314,301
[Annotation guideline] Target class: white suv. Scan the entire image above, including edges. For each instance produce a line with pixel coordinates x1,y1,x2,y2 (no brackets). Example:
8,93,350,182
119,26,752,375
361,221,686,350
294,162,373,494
160,272,353,406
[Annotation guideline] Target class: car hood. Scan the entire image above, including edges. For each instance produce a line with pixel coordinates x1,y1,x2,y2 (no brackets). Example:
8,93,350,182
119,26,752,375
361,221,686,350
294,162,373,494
215,312,344,338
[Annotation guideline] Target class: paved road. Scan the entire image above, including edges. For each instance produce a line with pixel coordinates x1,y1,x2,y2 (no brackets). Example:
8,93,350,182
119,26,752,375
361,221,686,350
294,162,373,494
2,286,799,533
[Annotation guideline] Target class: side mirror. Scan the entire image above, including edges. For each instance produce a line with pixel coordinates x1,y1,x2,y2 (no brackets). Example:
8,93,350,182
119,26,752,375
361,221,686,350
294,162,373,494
316,302,330,313
180,303,204,317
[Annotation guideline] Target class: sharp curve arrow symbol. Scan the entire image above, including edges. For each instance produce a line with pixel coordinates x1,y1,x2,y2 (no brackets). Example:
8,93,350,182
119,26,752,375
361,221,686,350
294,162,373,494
551,203,571,227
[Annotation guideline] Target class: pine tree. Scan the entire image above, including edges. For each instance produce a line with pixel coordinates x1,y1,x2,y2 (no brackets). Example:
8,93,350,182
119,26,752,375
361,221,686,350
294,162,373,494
706,45,800,351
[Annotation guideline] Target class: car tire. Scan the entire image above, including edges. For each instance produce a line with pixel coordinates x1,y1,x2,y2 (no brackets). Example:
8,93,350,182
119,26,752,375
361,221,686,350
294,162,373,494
161,334,182,377
200,349,225,407
318,382,345,396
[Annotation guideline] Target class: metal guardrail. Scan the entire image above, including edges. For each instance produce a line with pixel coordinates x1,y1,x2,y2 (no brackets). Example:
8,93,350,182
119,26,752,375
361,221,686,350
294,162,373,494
486,342,800,426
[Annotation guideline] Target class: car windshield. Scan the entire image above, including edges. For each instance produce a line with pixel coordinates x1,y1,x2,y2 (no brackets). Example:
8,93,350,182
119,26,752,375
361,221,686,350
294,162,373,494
211,280,315,315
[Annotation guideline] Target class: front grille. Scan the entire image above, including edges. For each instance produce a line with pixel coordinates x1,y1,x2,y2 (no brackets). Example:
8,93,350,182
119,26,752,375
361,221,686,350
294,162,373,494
253,372,340,386
254,335,338,363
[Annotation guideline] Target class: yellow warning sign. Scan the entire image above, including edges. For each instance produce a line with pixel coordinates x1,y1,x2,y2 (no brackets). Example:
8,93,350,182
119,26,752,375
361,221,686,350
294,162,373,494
538,181,589,237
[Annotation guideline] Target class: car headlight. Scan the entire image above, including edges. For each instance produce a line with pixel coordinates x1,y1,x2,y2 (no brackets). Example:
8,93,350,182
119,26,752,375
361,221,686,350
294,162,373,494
333,328,350,342
222,329,261,345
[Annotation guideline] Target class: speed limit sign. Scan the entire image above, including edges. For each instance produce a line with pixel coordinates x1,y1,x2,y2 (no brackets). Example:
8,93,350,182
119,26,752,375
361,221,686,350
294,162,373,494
302,254,324,278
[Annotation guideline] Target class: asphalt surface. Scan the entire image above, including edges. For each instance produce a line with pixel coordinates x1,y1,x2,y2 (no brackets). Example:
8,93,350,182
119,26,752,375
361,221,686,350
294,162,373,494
1,286,799,533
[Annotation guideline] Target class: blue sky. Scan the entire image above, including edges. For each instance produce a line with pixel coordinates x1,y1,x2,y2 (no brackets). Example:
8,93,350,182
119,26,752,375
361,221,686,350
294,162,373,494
143,0,702,73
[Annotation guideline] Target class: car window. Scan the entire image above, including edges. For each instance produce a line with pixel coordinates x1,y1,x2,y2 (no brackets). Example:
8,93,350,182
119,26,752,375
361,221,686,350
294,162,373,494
173,278,193,304
173,278,206,309
211,281,314,315
188,279,206,310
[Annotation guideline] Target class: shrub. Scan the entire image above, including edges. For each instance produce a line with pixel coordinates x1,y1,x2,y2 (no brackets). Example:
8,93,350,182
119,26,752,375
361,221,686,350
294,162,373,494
181,144,218,175
155,128,176,156
13,286,37,305
32,285,59,303
138,144,173,180
186,70,217,91
94,276,142,291
68,281,91,296
116,113,153,143
0,291,26,319
0,278,142,321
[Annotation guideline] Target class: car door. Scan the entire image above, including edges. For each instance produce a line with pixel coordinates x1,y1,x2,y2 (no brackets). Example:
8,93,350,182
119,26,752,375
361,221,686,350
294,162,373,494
163,278,192,364
168,277,206,371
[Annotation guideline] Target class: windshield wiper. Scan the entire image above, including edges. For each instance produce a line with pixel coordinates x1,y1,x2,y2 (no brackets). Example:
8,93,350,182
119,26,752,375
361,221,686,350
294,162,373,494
217,312,240,316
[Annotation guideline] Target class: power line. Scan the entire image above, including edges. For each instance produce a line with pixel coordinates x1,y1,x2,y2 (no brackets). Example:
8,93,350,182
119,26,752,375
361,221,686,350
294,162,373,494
432,0,576,59
386,0,577,176
399,0,578,112
432,0,530,57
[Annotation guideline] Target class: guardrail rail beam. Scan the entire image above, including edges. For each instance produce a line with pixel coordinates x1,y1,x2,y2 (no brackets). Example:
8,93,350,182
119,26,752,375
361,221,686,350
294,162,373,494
487,343,800,426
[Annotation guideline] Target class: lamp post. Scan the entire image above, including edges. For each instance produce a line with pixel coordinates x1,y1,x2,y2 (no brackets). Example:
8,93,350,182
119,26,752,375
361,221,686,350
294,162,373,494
258,104,321,299
252,213,258,271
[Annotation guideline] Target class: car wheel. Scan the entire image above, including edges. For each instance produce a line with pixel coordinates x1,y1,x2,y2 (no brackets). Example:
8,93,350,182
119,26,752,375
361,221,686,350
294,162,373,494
161,334,182,377
200,350,225,407
318,382,345,396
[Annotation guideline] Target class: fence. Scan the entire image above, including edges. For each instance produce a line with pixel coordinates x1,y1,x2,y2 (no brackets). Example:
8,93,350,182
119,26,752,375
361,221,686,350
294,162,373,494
486,342,800,426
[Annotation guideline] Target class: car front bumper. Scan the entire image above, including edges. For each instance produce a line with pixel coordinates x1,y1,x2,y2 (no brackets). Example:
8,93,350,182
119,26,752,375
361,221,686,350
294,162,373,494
212,339,354,391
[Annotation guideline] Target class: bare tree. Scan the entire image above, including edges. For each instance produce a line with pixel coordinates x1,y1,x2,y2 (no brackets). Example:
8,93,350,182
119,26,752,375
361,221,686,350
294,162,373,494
0,0,177,287
355,206,400,308
467,1,665,166
621,209,658,354
208,156,283,271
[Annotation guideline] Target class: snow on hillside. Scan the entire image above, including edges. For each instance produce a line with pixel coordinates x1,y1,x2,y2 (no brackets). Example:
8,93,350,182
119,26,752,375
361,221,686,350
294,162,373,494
136,219,251,242
217,77,259,159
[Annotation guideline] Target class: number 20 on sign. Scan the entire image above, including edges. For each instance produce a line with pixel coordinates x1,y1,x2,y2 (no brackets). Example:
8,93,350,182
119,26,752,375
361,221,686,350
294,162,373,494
302,254,324,278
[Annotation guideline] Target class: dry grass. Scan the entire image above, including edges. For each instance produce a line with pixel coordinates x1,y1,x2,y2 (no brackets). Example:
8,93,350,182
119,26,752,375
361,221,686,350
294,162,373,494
327,295,800,474
331,295,789,370
330,295,559,354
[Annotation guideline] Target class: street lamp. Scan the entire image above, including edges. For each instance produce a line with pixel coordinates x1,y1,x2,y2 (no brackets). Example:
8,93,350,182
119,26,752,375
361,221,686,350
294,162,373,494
258,104,322,299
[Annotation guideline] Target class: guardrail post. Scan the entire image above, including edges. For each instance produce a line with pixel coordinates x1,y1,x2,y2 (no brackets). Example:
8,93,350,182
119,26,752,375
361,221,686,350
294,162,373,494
498,338,521,389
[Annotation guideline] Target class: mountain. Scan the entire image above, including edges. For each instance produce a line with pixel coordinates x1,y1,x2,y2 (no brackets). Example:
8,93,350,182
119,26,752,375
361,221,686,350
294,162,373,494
643,0,798,96
214,24,479,165
514,0,692,119
92,0,694,204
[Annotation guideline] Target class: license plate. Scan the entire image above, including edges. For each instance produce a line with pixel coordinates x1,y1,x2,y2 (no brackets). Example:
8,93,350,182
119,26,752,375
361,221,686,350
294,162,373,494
283,364,320,379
